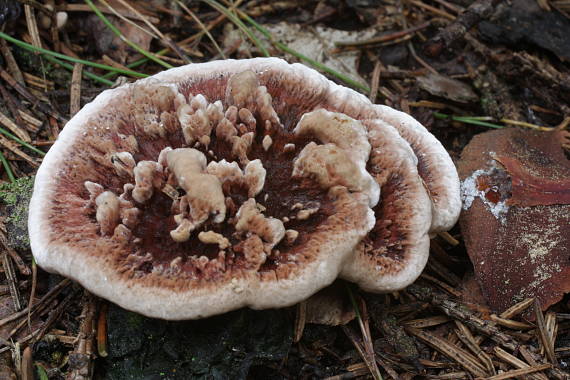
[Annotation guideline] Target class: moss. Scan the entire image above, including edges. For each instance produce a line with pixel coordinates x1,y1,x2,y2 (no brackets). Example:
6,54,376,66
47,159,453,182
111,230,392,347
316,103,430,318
0,176,34,250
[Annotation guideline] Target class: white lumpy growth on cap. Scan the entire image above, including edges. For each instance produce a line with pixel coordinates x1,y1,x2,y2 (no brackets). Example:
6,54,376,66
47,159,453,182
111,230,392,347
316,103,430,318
293,110,380,207
166,148,227,241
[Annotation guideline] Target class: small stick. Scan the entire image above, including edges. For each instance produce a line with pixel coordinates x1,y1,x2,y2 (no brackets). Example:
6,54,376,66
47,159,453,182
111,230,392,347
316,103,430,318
293,300,307,343
70,63,83,116
534,299,557,366
335,22,431,47
482,363,551,380
2,251,22,311
0,83,28,133
369,62,381,104
24,4,43,49
455,321,495,375
97,302,108,357
0,111,31,143
408,285,519,351
403,315,450,328
67,293,98,380
424,0,501,57
21,346,33,380
342,325,383,380
27,259,37,334
420,273,462,297
490,314,533,330
408,0,455,20
500,298,534,319
0,232,31,275
494,347,548,380
0,39,25,85
0,70,67,123
0,134,40,167
406,326,488,377
0,279,70,329
438,231,459,246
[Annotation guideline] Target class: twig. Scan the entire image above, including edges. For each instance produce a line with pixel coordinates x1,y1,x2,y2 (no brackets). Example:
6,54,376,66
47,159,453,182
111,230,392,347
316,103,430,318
407,285,519,351
176,0,225,59
2,251,22,311
424,0,501,57
0,69,67,123
455,321,495,375
114,0,190,62
0,39,25,85
0,110,31,143
408,0,455,20
0,33,148,79
369,61,381,104
534,299,557,366
500,298,534,319
24,4,43,49
0,232,30,275
26,258,37,336
342,325,383,380
70,63,83,116
493,347,548,380
0,279,70,329
406,327,488,377
97,302,108,357
0,127,44,161
335,22,431,47
293,301,307,343
202,0,270,57
66,292,97,380
84,0,173,69
480,364,551,380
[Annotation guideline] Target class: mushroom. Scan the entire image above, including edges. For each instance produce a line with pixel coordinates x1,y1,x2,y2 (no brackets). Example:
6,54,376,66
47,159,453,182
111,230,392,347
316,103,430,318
29,58,460,320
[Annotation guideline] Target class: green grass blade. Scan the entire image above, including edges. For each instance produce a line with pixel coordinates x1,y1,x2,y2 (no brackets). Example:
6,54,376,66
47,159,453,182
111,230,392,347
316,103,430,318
201,0,270,57
0,126,46,156
44,55,115,86
240,12,371,93
0,32,148,78
84,0,173,69
0,150,15,182
434,112,503,129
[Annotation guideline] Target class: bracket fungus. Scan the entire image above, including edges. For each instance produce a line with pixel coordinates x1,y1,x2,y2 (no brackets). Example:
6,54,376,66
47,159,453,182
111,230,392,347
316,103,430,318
29,58,460,320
